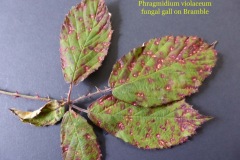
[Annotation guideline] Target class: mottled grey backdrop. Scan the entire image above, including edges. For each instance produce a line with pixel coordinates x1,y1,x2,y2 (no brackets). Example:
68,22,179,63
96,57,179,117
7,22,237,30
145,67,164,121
0,0,239,160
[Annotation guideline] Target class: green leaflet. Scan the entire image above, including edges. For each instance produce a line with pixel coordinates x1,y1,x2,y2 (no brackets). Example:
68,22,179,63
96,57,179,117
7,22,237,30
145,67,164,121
88,95,211,149
61,110,101,160
109,36,217,107
10,100,65,127
60,0,113,85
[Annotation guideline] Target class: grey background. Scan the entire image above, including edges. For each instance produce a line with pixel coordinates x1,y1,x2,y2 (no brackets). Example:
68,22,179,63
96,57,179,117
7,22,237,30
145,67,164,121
0,0,239,160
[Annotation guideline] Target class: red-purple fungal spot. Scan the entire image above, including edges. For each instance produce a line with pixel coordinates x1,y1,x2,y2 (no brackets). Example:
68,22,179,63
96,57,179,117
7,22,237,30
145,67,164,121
165,85,171,91
85,134,91,139
158,140,167,148
94,47,100,52
156,63,161,69
90,14,95,18
192,77,197,82
146,51,152,55
62,146,69,152
145,145,150,149
107,96,113,101
159,125,166,131
135,142,139,147
130,131,133,135
148,78,154,83
146,133,150,138
119,79,125,83
85,66,90,71
141,60,145,67
192,36,197,40
98,56,104,62
146,66,151,71
160,74,165,78
179,59,186,64
158,58,164,63
98,98,103,103
137,92,145,97
156,134,161,139
128,109,133,113
113,71,118,76
168,36,174,40
133,72,139,77
155,39,160,45
191,59,196,64
118,122,125,130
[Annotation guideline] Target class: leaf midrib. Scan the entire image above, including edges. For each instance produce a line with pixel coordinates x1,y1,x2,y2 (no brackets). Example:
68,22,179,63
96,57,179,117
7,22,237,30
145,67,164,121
113,54,214,90
71,1,100,83
68,112,86,160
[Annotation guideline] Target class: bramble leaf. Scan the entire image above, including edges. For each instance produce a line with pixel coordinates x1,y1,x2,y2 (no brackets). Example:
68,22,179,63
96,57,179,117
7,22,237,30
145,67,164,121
88,95,211,149
61,110,101,160
10,100,65,127
60,0,113,85
109,36,217,107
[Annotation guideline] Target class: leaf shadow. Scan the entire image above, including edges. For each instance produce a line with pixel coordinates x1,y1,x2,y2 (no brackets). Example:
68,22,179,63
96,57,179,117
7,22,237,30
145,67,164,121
83,1,122,88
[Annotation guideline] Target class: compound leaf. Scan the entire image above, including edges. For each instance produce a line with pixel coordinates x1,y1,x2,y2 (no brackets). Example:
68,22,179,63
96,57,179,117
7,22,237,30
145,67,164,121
88,95,211,149
10,100,65,127
109,36,217,107
60,0,113,85
61,110,101,160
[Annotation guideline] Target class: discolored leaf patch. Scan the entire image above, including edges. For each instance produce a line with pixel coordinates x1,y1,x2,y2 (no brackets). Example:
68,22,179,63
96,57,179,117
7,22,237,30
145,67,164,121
60,0,113,85
61,110,101,160
109,36,217,107
10,100,65,127
88,95,211,149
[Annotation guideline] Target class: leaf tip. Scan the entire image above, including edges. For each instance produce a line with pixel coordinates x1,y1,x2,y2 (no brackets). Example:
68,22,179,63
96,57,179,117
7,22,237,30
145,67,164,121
205,116,214,122
210,41,218,48
9,108,17,114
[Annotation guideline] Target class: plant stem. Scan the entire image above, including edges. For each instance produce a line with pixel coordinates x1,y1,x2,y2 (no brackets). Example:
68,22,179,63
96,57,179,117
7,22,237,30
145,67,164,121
71,104,89,113
67,83,73,104
73,87,112,103
0,90,53,102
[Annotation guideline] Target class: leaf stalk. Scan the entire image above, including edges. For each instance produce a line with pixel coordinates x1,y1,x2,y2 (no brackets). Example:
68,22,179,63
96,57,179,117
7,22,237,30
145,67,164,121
71,105,89,113
73,87,112,103
67,83,73,104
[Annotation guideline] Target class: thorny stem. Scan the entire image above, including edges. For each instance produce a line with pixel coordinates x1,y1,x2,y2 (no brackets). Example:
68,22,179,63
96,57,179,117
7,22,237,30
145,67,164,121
0,86,111,106
0,89,53,102
73,87,112,104
71,104,89,114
